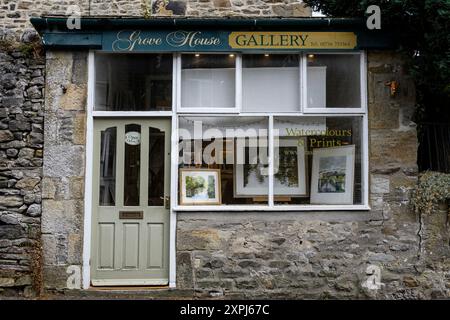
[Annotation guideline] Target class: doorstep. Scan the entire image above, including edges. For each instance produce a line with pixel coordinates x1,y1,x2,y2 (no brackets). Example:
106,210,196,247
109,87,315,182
40,287,196,300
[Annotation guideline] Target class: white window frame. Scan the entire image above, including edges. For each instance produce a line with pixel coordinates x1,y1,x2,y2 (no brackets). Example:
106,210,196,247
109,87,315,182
175,51,369,211
302,51,367,114
176,53,242,113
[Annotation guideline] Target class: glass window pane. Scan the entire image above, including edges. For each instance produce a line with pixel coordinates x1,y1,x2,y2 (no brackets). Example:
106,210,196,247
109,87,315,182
99,127,116,206
242,54,299,112
274,116,363,205
124,124,141,206
181,54,236,109
148,127,165,206
95,53,172,111
178,116,268,205
307,54,361,108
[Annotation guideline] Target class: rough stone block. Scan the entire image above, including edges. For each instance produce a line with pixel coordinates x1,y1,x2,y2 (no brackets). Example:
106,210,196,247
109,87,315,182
15,177,40,190
0,195,23,207
0,278,15,287
370,129,417,170
73,113,86,145
371,175,390,194
41,199,83,234
60,84,87,111
67,233,82,264
369,102,399,129
177,229,221,250
41,177,57,199
69,176,84,199
176,251,193,289
43,265,71,290
43,145,85,177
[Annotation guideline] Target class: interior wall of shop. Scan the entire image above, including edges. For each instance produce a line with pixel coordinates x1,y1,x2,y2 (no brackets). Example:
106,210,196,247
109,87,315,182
0,1,448,298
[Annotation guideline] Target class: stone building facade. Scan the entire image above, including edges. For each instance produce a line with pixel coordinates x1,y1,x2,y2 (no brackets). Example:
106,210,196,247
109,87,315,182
0,0,449,299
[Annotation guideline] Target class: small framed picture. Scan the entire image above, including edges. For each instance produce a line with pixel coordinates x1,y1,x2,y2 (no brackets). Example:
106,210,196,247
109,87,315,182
310,145,355,205
234,137,307,197
179,169,221,205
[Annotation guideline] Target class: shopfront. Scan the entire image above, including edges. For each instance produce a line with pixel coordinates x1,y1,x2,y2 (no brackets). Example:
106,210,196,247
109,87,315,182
31,18,418,295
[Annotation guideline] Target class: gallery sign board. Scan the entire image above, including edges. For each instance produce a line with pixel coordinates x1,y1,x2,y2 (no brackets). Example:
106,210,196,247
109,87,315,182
101,30,358,52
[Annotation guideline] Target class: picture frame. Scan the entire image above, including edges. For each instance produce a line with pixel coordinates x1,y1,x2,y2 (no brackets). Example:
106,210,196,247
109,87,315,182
234,137,307,197
179,168,221,205
310,145,355,205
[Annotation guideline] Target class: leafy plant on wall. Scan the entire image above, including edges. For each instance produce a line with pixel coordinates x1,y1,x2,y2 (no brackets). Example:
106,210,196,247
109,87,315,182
411,171,450,215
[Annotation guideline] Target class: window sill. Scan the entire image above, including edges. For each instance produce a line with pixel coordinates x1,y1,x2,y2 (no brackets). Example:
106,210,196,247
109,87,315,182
173,204,371,212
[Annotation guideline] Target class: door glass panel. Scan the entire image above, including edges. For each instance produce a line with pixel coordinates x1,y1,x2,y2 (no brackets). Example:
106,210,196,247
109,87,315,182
124,124,141,206
99,127,116,206
148,127,165,206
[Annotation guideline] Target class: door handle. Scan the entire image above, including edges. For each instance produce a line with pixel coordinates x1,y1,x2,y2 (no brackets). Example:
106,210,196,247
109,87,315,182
160,196,170,209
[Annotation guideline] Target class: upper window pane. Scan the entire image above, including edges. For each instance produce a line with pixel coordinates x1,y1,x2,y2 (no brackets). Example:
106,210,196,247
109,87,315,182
307,54,361,108
242,54,299,112
181,54,236,109
95,53,172,111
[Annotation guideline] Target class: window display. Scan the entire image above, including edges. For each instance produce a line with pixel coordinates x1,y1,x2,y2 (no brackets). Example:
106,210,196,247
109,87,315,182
94,51,368,209
178,116,268,205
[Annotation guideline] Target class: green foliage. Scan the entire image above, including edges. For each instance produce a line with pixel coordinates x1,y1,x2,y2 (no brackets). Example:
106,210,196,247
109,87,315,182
303,0,450,122
411,171,450,215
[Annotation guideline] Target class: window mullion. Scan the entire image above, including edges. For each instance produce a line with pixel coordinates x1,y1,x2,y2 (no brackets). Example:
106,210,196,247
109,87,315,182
176,53,181,112
236,53,242,113
268,115,274,207
301,52,308,113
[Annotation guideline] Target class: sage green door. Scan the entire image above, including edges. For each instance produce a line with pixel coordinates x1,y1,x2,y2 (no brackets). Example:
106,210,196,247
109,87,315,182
91,118,171,286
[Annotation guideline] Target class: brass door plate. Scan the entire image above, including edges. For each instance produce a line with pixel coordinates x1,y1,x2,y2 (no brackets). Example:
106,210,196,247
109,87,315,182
119,211,143,219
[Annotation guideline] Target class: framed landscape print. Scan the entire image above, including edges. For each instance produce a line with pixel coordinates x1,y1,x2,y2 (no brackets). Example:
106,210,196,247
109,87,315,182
180,169,221,205
310,145,355,204
234,138,307,197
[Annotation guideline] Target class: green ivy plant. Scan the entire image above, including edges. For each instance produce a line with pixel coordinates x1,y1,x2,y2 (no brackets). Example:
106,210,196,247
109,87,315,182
411,171,450,215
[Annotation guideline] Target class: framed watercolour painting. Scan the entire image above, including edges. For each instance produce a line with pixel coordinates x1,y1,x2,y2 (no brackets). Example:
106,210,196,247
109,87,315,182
180,169,221,205
310,145,355,204
234,138,307,197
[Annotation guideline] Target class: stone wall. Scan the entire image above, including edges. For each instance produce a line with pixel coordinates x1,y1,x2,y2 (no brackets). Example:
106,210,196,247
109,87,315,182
1,0,311,40
1,1,449,299
40,51,87,290
0,40,45,296
175,52,449,299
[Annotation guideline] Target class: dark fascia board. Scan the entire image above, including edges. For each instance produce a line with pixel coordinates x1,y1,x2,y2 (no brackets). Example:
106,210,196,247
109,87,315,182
30,16,397,50
31,16,367,33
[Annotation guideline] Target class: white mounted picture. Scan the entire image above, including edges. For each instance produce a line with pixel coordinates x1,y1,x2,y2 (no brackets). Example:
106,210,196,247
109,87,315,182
234,138,307,197
310,145,355,204
180,169,221,205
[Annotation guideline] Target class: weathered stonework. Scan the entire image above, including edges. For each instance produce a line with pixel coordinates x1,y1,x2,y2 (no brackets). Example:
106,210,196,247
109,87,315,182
1,1,449,299
40,51,87,290
1,1,311,41
0,41,45,296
